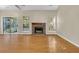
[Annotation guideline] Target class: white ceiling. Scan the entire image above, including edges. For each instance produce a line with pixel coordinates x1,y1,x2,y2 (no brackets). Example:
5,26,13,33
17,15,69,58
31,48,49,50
0,5,58,11
0,5,17,10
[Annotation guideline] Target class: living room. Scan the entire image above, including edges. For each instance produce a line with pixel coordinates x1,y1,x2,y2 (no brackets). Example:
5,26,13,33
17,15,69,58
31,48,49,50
0,5,79,53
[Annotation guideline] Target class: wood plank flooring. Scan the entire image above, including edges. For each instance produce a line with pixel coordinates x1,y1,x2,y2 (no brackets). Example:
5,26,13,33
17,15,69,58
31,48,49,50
0,34,79,53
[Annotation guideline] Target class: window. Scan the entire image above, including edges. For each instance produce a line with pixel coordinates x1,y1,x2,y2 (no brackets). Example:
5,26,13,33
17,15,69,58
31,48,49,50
23,16,30,31
47,16,56,31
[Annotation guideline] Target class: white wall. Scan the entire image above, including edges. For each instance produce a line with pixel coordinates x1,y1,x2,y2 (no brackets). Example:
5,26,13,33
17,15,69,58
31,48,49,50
0,10,57,34
57,6,79,47
22,11,57,34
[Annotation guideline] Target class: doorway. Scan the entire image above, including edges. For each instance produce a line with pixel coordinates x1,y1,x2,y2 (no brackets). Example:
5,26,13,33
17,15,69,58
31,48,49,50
2,17,18,34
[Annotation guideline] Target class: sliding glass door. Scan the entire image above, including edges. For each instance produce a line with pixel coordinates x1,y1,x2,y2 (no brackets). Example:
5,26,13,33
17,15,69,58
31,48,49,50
3,17,18,34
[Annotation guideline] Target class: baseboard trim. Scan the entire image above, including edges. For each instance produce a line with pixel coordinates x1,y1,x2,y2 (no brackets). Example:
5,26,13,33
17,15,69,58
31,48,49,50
46,31,57,35
57,33,79,48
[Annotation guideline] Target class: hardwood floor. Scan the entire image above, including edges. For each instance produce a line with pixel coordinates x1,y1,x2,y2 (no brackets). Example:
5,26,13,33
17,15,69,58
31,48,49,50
0,34,79,53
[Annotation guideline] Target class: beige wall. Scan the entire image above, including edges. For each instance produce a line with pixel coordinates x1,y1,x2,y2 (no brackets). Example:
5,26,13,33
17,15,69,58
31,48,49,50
0,10,57,34
57,6,79,47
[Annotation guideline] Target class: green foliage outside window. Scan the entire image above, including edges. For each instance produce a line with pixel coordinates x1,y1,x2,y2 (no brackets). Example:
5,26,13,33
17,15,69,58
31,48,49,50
23,16,29,31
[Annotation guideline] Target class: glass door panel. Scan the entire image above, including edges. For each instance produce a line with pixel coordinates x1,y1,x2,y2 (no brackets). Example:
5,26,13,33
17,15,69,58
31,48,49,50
3,17,18,33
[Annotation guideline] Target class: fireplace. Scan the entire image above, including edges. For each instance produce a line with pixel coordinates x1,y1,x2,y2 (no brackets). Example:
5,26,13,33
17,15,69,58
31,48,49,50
32,23,46,34
35,27,43,34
